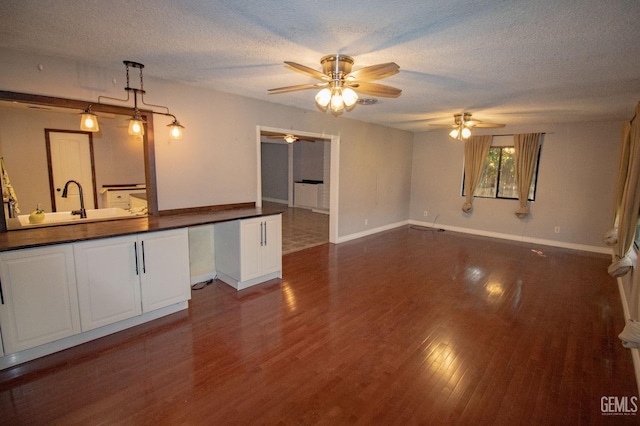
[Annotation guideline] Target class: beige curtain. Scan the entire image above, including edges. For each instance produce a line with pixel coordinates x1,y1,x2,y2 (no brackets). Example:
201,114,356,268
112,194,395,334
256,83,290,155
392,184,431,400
513,133,542,218
603,124,632,246
462,135,491,213
608,101,640,278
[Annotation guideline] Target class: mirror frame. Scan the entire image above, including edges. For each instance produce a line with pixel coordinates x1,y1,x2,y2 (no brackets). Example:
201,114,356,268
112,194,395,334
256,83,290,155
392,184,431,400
0,90,159,232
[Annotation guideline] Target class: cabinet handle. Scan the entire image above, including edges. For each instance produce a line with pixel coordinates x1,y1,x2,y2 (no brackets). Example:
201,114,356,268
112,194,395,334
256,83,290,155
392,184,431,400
141,241,146,273
264,221,268,246
134,242,139,275
0,277,4,305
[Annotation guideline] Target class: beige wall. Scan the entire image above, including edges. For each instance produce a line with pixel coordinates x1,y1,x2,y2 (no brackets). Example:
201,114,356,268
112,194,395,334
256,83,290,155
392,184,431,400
410,122,622,250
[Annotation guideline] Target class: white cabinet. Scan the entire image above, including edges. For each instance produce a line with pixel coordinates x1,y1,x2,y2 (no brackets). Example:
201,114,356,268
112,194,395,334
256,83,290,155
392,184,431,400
101,187,146,209
0,245,80,354
294,182,324,209
74,235,142,331
139,229,191,312
215,215,282,290
73,229,191,331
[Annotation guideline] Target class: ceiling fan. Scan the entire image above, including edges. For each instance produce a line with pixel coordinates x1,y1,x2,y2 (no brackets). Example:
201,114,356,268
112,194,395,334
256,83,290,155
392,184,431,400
262,131,319,143
429,113,506,140
268,54,401,114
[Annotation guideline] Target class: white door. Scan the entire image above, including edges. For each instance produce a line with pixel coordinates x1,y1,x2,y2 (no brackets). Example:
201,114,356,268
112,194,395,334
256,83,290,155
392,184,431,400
47,130,96,212
139,229,191,312
261,214,282,275
0,245,81,354
240,218,264,281
73,236,142,331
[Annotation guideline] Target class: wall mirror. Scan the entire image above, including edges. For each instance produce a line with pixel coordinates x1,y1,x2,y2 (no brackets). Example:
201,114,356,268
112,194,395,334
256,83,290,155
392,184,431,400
0,91,158,232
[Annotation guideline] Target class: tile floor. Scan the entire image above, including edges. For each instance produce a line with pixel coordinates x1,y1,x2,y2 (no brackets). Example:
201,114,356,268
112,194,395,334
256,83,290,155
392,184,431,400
264,201,329,254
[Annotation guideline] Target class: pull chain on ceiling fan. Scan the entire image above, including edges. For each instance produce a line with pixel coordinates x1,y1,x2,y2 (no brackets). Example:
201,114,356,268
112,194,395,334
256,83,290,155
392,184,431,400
268,54,401,114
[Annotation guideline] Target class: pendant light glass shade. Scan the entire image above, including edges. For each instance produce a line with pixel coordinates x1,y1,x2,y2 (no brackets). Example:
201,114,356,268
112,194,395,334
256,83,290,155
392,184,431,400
168,119,184,140
461,127,471,139
128,117,145,136
80,107,99,132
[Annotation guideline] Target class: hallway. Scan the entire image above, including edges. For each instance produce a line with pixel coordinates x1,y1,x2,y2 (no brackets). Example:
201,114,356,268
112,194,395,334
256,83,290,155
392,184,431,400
264,201,329,254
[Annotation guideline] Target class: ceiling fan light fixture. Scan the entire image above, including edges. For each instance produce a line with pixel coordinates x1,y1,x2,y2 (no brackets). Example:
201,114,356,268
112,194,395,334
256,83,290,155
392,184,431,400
284,134,297,143
330,89,345,112
315,88,332,108
270,54,401,115
449,128,460,139
80,106,99,132
342,87,358,107
461,127,471,139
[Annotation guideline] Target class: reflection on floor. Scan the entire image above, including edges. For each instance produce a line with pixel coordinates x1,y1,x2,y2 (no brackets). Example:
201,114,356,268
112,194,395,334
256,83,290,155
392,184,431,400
264,201,329,254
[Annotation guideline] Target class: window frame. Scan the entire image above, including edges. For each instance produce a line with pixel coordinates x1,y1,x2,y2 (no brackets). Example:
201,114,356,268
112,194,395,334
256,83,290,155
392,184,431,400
462,144,542,202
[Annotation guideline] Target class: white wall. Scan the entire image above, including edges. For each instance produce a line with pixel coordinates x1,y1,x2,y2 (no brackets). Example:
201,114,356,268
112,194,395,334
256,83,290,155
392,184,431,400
410,122,623,250
0,48,414,239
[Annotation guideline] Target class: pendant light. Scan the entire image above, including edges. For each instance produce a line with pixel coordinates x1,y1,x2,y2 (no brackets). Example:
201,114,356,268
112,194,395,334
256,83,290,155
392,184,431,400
79,105,99,132
81,60,185,140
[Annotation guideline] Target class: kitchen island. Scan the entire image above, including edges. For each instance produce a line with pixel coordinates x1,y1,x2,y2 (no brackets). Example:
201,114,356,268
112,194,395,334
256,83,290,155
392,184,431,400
0,205,283,369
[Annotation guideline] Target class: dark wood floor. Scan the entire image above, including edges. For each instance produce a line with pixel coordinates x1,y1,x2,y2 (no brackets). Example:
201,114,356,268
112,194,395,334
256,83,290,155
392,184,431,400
1,227,637,425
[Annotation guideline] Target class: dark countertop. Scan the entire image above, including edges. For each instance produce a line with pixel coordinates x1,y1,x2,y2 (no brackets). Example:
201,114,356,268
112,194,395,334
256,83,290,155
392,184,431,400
0,206,283,252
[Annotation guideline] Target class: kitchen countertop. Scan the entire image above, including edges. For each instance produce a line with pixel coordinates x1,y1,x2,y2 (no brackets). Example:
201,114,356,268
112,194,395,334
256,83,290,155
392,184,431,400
0,206,283,252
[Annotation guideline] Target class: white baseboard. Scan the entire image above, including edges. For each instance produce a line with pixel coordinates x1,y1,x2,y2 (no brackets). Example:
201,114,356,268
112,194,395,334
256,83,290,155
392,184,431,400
409,219,611,254
262,197,288,205
337,220,409,244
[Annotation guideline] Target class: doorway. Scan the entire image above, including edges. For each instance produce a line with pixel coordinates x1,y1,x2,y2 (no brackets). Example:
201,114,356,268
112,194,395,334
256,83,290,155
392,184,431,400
45,129,97,212
256,126,339,247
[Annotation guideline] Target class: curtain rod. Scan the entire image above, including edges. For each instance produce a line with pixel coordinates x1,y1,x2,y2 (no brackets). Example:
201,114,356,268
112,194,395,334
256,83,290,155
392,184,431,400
488,132,549,137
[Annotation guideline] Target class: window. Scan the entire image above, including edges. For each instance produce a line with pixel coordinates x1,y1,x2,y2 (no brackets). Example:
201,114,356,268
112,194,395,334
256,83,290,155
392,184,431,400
463,146,539,200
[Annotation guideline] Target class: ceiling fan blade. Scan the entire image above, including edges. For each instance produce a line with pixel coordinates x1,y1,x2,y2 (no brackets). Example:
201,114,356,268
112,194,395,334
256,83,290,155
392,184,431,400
268,82,327,94
472,122,506,128
427,123,457,128
348,82,402,97
284,61,329,81
347,62,400,81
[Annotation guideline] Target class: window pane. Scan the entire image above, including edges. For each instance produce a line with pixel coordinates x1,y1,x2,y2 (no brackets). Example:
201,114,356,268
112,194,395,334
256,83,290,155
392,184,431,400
498,147,517,198
474,148,499,197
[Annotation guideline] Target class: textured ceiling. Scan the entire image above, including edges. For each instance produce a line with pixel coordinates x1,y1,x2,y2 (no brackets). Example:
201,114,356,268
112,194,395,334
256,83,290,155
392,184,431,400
2,0,640,131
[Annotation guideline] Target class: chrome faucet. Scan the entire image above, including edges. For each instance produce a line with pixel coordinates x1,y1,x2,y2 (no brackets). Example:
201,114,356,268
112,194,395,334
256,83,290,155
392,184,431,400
61,180,87,218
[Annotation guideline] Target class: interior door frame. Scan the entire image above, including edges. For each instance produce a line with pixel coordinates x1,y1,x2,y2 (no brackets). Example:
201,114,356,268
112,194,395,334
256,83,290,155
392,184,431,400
45,129,98,212
256,126,339,244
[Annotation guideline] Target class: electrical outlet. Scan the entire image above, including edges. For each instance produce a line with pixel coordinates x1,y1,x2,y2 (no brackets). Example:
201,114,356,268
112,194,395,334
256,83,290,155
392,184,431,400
423,210,428,217
554,226,560,234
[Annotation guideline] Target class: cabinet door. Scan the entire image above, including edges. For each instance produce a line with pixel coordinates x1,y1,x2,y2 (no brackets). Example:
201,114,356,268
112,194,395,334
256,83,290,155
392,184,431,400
261,214,282,275
0,245,80,354
240,218,264,281
139,229,191,312
74,236,141,331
